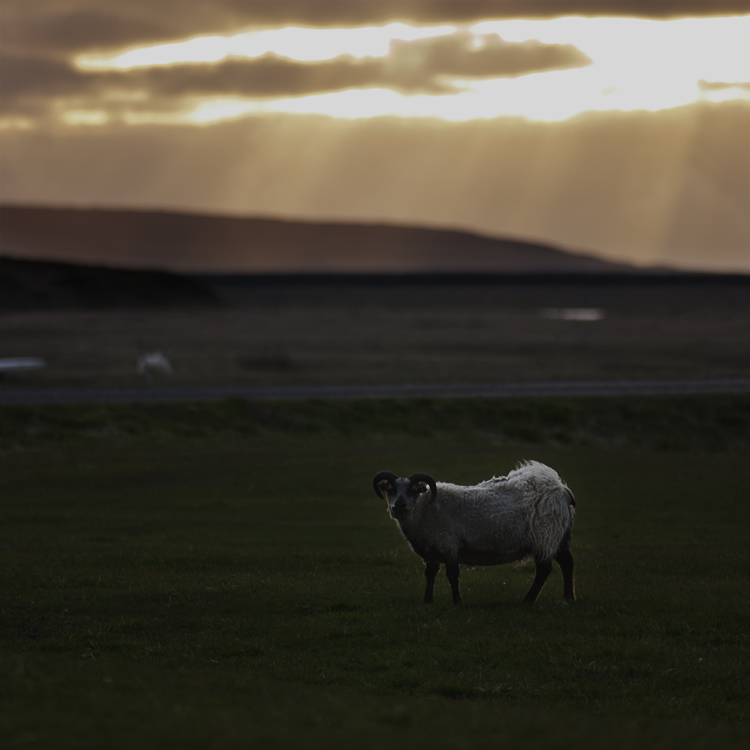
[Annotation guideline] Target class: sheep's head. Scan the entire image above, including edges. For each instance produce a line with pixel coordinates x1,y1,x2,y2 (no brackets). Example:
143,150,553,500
373,471,437,519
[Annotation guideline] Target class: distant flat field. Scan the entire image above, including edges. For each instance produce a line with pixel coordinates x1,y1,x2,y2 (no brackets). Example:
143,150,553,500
0,278,748,388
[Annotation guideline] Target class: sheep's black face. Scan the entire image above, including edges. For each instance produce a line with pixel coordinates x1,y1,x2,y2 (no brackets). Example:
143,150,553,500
374,471,436,520
387,478,425,520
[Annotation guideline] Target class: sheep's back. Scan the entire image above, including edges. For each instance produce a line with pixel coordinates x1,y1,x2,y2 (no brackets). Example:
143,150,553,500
434,462,573,563
429,482,530,563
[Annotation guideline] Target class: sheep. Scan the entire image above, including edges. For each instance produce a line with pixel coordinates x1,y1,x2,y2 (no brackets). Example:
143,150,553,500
136,351,173,383
372,461,575,605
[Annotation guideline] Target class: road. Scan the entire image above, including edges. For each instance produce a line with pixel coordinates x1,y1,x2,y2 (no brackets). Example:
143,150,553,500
1,379,749,404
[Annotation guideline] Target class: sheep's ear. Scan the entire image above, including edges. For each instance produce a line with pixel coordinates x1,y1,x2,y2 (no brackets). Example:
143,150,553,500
408,473,437,502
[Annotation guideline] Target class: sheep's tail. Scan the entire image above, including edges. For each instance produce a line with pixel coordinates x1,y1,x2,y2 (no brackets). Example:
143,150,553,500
566,487,576,508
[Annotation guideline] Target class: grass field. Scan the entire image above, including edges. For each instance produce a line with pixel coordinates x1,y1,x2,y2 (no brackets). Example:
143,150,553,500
1,397,749,748
1,278,749,388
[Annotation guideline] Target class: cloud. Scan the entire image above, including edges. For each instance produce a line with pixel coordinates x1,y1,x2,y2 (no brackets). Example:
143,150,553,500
3,1,748,58
0,34,590,116
1,53,83,102
136,35,589,98
0,2,169,55
386,33,590,87
699,79,750,92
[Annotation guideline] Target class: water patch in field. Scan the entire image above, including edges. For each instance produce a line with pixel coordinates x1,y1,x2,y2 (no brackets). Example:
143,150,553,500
539,308,606,321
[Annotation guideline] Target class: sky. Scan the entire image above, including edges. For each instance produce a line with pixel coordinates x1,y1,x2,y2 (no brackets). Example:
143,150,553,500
1,0,749,272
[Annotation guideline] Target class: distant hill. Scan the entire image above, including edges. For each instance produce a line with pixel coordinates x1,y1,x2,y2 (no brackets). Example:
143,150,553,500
0,256,218,311
0,205,639,274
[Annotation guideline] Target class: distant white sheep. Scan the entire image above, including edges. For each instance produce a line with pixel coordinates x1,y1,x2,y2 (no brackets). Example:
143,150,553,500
373,461,575,605
136,351,172,382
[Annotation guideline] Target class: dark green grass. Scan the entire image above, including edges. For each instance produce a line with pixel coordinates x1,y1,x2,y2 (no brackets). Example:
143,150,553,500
2,394,750,452
1,399,749,748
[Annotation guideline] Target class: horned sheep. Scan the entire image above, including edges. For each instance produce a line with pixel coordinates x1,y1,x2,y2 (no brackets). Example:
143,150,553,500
373,461,575,605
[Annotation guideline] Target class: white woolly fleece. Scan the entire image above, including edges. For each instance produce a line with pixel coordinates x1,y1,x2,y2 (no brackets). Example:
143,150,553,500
395,460,574,566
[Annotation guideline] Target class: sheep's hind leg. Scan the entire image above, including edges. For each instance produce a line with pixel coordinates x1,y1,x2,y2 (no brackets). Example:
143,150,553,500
555,534,575,601
523,559,553,604
424,562,439,604
446,563,462,605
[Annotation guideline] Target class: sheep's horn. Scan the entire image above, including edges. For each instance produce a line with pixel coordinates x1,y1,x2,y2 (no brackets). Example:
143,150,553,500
408,472,437,502
373,471,399,499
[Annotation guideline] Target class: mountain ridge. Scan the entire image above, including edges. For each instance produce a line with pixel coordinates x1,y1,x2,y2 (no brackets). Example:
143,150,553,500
0,204,643,275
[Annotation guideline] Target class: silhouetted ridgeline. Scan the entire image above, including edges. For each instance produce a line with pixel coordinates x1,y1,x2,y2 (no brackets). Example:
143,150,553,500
0,257,219,310
3,205,748,311
1,204,638,274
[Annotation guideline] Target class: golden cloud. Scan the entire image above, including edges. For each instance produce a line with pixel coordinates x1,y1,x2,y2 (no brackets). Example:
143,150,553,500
3,1,747,57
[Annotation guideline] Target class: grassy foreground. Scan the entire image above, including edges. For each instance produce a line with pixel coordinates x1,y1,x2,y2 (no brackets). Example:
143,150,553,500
1,397,749,748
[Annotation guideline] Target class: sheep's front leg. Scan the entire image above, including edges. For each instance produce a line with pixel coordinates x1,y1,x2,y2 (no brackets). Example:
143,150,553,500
424,562,439,604
446,563,462,605
523,559,552,604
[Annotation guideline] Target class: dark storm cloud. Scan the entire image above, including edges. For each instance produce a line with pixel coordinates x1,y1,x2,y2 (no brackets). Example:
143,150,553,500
2,1,748,57
139,56,393,98
0,34,590,112
1,53,83,100
0,53,90,118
